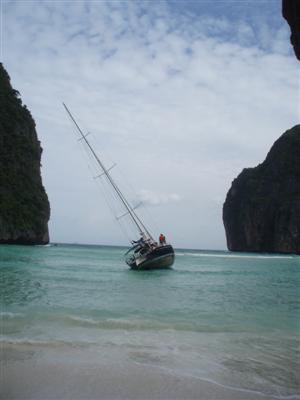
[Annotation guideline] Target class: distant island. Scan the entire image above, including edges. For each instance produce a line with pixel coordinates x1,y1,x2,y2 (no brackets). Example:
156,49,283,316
0,63,50,244
223,125,300,254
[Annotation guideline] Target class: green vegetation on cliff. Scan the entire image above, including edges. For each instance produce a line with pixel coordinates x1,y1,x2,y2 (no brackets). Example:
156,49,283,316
0,63,50,244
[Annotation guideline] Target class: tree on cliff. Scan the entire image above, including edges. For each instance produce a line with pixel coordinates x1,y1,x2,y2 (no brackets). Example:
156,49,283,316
0,63,50,244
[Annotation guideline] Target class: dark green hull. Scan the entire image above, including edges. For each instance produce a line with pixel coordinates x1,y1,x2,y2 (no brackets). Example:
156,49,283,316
127,244,175,270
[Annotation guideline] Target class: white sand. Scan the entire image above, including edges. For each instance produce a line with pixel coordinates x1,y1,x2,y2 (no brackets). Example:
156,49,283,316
0,344,282,400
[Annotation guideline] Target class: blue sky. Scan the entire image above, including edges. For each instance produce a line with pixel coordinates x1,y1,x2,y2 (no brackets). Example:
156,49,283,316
1,0,298,249
168,0,280,22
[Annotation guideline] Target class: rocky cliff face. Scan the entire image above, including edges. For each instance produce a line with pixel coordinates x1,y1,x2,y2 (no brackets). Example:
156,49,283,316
282,0,300,61
223,125,300,254
0,63,50,244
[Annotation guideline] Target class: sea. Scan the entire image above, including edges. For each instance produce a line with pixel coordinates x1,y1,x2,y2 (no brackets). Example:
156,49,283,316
1,244,299,399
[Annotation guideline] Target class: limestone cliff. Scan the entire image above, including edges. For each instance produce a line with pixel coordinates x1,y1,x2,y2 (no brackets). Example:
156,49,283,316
223,125,300,254
0,63,50,244
282,0,300,61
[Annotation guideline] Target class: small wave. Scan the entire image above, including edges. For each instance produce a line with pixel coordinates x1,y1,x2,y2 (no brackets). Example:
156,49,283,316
176,252,294,259
0,337,90,348
61,315,245,334
0,312,25,319
1,312,245,334
65,315,102,326
133,362,299,400
179,371,299,400
63,315,171,331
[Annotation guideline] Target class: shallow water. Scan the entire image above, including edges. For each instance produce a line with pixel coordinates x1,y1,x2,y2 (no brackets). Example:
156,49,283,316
1,244,300,398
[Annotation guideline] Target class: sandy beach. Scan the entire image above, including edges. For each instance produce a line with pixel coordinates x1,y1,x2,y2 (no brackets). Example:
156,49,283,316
1,343,288,400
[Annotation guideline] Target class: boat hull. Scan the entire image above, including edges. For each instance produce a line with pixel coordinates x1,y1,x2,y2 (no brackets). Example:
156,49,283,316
127,244,175,270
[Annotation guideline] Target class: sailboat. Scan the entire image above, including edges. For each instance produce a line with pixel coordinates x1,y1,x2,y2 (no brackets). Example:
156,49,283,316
63,104,175,270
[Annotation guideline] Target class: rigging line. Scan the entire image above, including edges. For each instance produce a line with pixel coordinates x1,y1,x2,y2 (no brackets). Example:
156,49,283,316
63,103,154,241
76,133,132,243
92,166,134,243
78,137,119,216
71,126,114,212
88,148,153,241
111,155,160,237
101,177,139,242
69,116,126,232
82,143,133,239
63,102,143,236
72,121,137,243
117,166,160,237
98,178,132,243
98,147,150,231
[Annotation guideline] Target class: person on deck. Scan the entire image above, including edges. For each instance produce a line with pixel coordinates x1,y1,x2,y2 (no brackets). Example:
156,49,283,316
159,233,166,245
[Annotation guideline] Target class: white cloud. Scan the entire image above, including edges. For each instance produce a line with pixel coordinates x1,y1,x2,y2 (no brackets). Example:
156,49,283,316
2,1,298,249
137,189,181,207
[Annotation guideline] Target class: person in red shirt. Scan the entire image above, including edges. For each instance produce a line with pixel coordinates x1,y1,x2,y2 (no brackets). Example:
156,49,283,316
159,233,166,245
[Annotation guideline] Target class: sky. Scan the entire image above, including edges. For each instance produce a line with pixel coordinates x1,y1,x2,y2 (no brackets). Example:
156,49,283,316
1,0,299,250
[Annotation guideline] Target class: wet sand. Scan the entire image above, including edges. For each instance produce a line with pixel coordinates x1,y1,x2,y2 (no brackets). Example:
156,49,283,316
1,344,281,400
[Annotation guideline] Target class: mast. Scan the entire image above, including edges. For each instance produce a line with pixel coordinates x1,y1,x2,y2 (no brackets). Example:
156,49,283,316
63,103,154,241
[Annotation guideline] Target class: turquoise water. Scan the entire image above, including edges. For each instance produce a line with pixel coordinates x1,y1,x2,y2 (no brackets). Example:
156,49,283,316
1,244,300,397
